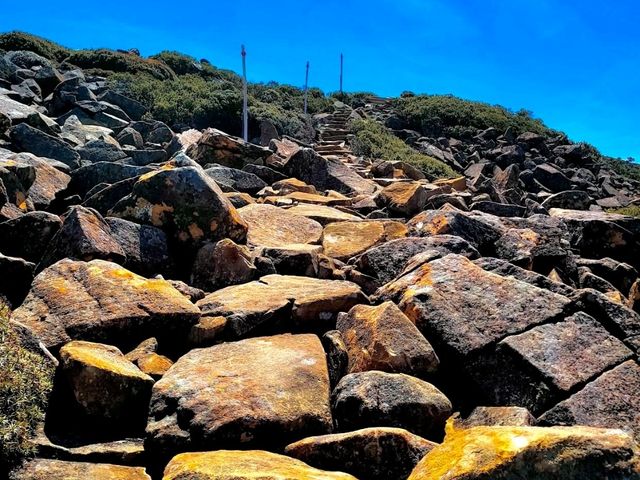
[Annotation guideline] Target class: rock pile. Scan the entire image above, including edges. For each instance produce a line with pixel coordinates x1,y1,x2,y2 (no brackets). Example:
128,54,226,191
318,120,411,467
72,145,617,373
2,48,640,479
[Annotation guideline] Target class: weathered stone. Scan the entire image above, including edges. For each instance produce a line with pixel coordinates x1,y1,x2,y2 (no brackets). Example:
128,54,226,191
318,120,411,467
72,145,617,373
408,421,640,480
162,450,356,480
243,163,288,184
77,138,128,164
8,122,81,169
11,259,201,350
196,274,366,337
533,163,574,192
284,148,377,195
287,204,362,225
147,334,333,454
190,238,256,291
186,128,272,169
9,459,151,480
571,288,640,339
238,203,323,248
205,164,267,194
337,301,439,377
70,162,153,198
260,244,321,277
273,177,319,195
105,217,170,277
377,254,571,360
59,340,154,423
286,427,436,480
541,190,592,210
575,257,638,295
322,330,348,388
356,236,479,287
38,206,124,270
470,201,526,217
322,220,407,262
83,177,137,215
376,181,428,216
407,209,503,254
0,253,34,307
453,406,535,428
0,211,61,263
476,312,632,414
539,360,640,439
110,166,248,248
332,371,452,440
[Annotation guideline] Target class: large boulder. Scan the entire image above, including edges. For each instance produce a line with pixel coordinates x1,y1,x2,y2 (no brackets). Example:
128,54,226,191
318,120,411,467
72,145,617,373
186,128,272,169
238,203,323,248
69,162,153,198
59,340,154,424
332,371,452,440
10,259,201,350
109,166,248,248
286,427,436,480
0,211,62,263
284,148,377,195
147,334,333,455
204,164,267,194
376,181,429,216
38,206,125,270
337,302,439,377
162,450,356,480
196,274,366,338
322,220,407,262
0,253,34,307
190,238,257,291
407,421,640,480
9,459,150,480
8,122,81,169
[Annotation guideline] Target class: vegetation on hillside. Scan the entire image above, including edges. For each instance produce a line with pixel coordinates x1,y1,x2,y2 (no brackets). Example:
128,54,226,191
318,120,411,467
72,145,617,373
607,205,640,218
395,94,555,139
0,300,54,472
351,119,456,179
0,31,70,62
602,157,640,183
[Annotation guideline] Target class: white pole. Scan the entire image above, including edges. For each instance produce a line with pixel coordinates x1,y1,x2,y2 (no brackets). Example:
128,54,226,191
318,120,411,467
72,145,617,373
241,44,248,142
304,61,309,115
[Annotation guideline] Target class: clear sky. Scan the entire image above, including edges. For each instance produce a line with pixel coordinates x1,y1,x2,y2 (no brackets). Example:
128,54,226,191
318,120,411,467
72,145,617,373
2,0,639,160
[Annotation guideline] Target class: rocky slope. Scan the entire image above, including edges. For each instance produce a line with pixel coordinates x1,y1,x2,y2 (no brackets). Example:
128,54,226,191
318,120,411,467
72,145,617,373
1,43,640,480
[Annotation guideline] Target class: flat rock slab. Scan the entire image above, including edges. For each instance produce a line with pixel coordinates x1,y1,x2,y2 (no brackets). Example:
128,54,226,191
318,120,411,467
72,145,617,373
479,312,632,414
287,204,362,225
163,450,357,480
147,334,333,455
539,360,640,440
322,220,407,262
196,274,366,337
377,254,571,358
337,301,439,377
408,423,640,480
11,259,201,350
286,427,436,480
238,203,323,248
9,459,150,480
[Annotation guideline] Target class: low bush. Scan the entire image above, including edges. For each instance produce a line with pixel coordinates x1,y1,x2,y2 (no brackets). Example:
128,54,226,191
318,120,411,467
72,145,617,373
607,205,640,218
351,119,456,180
0,31,70,62
395,94,554,138
0,300,54,472
65,49,176,80
602,157,640,183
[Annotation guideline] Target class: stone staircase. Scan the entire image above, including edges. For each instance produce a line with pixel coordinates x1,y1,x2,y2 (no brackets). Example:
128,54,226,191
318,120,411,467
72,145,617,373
314,104,354,161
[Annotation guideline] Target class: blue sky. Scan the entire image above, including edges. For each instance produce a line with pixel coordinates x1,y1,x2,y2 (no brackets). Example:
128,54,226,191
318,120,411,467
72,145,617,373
2,0,639,159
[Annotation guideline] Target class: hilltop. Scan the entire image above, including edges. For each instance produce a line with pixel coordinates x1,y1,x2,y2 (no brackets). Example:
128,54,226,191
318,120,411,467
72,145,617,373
1,30,640,480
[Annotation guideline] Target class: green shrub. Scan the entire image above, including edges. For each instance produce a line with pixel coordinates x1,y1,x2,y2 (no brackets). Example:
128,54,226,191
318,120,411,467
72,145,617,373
351,119,456,180
601,157,640,183
0,31,70,62
395,94,554,138
151,50,203,76
606,205,640,218
65,49,176,80
0,301,54,471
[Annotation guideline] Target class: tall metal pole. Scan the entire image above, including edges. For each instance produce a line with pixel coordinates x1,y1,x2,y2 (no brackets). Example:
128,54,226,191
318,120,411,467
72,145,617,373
339,53,343,94
304,61,309,115
241,44,248,142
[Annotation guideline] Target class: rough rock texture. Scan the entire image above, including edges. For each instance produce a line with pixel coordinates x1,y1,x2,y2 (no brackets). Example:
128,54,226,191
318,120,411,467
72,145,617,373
190,238,256,291
408,421,640,480
8,459,151,480
196,275,366,337
147,334,333,455
322,220,407,261
110,166,248,248
286,427,436,480
59,340,154,422
332,371,452,440
11,259,201,350
337,301,439,377
238,203,323,248
163,450,357,480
